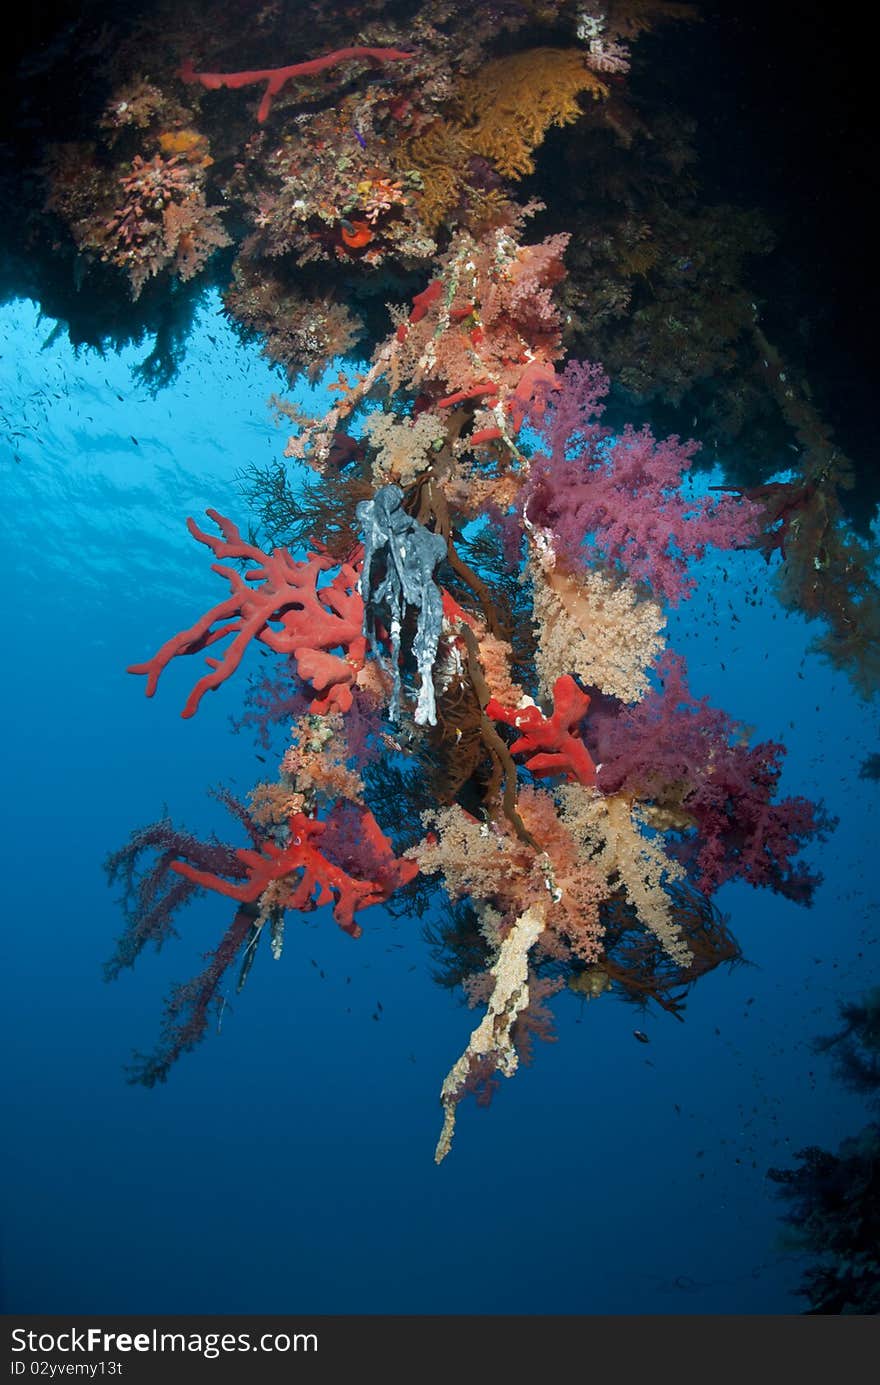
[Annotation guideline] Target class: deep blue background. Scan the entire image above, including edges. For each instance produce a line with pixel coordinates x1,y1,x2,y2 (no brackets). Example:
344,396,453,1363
1,295,877,1313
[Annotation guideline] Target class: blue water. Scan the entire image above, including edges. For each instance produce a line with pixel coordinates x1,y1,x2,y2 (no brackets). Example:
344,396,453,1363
1,294,876,1314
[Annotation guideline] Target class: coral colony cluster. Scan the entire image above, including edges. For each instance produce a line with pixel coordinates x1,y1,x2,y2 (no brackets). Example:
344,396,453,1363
81,2,860,1161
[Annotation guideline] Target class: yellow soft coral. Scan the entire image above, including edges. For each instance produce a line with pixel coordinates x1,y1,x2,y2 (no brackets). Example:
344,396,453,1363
435,903,546,1163
456,49,609,179
406,119,472,231
405,49,608,232
530,553,666,703
558,786,692,966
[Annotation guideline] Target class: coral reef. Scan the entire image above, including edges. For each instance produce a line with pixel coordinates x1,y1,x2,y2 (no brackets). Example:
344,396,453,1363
0,0,849,1164
117,172,831,1161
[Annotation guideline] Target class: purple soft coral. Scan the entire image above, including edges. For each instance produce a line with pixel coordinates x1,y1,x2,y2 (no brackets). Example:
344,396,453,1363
587,653,835,901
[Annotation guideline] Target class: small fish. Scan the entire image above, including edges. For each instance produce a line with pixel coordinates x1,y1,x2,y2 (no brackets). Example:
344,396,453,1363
353,127,367,149
633,1029,650,1044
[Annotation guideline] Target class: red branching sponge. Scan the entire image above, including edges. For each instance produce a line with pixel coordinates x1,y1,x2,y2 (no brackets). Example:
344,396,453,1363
171,808,419,937
179,47,415,124
436,383,499,408
128,510,366,717
505,358,560,434
486,674,597,785
408,279,442,323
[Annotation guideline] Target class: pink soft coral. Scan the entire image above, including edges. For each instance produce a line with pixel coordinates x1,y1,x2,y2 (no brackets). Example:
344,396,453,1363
523,361,760,602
